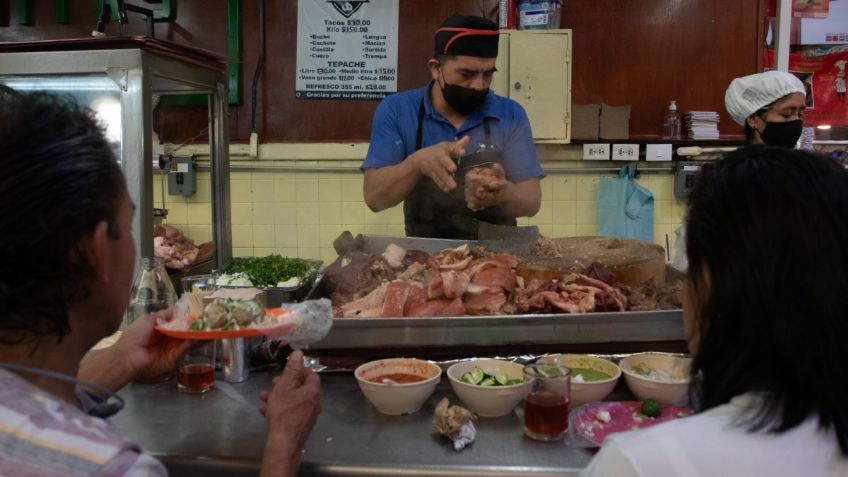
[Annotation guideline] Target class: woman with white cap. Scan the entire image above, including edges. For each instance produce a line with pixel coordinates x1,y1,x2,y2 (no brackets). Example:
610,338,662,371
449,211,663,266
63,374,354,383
724,70,807,148
672,70,808,272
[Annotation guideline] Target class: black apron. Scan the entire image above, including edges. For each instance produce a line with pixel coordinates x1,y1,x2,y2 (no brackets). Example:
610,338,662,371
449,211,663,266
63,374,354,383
403,98,516,240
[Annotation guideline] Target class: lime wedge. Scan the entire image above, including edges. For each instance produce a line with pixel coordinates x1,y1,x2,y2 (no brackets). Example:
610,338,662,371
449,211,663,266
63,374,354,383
495,373,509,385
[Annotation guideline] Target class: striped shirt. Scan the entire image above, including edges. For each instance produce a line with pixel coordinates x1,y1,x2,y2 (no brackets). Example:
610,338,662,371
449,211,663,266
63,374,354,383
0,368,166,477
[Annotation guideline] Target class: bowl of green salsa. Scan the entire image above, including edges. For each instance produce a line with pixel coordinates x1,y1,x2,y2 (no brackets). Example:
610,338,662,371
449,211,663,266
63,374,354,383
538,354,621,406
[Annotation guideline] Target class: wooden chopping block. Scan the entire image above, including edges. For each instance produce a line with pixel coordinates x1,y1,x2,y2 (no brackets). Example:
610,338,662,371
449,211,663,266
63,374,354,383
515,236,666,287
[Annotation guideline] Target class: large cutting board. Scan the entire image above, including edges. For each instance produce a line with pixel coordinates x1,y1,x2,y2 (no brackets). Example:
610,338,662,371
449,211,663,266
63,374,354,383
516,236,666,287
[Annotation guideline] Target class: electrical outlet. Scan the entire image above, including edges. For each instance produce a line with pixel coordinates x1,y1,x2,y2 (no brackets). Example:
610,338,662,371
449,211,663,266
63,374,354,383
582,143,610,160
612,144,639,161
646,144,673,162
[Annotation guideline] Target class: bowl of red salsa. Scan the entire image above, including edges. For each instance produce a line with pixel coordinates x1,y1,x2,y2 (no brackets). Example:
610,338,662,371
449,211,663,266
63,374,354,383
354,358,442,415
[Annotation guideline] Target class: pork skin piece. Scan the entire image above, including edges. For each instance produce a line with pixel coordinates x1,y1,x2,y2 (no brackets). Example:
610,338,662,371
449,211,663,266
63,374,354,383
397,261,427,281
568,274,627,311
427,244,473,271
402,285,466,317
463,289,507,315
340,283,387,317
380,281,412,317
402,285,429,316
471,266,516,293
410,297,465,317
465,255,517,279
427,271,470,300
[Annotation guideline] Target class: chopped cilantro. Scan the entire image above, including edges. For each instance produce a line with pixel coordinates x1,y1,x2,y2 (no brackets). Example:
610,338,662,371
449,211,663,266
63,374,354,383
226,255,313,287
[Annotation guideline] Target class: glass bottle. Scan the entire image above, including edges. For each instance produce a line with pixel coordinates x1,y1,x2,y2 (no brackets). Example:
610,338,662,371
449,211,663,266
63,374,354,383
126,256,177,327
127,257,178,384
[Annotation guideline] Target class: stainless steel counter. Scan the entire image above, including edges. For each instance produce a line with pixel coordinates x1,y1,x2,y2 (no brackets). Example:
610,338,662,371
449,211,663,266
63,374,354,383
112,371,596,476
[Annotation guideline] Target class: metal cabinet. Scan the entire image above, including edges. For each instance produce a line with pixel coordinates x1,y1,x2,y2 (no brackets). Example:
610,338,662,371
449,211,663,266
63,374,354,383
493,29,572,143
0,38,232,271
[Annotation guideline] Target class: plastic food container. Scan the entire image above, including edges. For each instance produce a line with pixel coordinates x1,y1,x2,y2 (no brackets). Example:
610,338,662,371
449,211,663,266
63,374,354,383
184,259,323,307
517,0,562,30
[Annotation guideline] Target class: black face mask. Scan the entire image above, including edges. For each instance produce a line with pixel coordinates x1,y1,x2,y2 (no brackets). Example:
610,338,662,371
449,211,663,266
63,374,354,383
760,119,803,148
440,77,488,116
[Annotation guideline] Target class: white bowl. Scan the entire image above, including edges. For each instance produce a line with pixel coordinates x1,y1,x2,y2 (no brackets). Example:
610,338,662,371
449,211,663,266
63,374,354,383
446,359,525,417
354,358,441,415
540,354,620,407
619,352,692,405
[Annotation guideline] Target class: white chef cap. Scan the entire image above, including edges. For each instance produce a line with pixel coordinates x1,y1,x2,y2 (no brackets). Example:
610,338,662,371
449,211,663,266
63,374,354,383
724,71,806,126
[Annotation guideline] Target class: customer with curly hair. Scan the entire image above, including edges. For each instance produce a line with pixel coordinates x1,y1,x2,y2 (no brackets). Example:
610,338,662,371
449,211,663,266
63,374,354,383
0,86,320,477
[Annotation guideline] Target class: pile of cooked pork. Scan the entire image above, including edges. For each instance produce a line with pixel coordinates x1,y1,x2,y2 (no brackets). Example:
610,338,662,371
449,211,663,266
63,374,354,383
324,243,681,318
153,224,214,271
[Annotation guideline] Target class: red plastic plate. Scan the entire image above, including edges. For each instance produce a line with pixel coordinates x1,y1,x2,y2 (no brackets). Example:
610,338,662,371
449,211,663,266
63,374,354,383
571,401,693,447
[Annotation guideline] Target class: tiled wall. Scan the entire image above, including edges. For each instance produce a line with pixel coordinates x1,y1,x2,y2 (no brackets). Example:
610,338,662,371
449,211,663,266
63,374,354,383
154,149,688,264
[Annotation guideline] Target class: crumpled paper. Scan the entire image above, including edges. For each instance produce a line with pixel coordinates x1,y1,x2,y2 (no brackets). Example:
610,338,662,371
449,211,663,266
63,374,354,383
432,397,477,451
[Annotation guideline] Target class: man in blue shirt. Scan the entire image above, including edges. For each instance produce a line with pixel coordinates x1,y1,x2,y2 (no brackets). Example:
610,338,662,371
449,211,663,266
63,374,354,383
361,14,545,239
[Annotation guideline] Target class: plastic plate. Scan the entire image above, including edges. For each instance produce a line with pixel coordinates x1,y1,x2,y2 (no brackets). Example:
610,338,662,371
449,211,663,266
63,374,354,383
154,308,289,340
154,326,264,340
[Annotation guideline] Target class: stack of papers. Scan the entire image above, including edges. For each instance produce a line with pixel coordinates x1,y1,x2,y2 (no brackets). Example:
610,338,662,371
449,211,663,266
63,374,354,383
684,111,720,139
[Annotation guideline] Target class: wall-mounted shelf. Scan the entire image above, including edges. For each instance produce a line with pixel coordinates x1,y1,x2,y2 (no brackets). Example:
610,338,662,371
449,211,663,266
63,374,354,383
570,136,745,146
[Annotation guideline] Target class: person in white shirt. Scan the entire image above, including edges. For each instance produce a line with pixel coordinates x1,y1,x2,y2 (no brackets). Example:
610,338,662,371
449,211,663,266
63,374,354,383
582,146,848,477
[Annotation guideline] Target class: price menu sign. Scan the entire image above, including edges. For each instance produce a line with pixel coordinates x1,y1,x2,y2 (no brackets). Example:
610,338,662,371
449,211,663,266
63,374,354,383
296,0,399,100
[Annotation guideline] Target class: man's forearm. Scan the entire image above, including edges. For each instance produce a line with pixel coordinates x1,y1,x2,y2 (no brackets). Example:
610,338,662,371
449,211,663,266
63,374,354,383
497,179,541,217
363,159,421,212
79,346,133,392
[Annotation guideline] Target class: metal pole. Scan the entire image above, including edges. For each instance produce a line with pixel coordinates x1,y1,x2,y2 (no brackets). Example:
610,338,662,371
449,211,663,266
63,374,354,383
210,81,233,271
775,0,792,72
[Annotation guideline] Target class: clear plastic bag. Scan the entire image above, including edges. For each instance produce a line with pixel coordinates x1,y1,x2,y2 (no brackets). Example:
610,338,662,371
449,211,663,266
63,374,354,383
270,298,334,349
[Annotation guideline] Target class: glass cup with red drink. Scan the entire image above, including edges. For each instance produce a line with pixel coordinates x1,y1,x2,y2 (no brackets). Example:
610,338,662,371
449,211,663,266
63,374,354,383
523,362,571,441
178,341,216,393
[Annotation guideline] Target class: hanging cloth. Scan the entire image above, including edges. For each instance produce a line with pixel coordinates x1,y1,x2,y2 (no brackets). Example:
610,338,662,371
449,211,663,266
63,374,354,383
597,165,654,242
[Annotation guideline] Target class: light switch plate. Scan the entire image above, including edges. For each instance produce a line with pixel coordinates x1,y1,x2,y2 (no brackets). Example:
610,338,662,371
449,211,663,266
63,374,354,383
582,143,610,160
612,144,639,161
646,144,673,162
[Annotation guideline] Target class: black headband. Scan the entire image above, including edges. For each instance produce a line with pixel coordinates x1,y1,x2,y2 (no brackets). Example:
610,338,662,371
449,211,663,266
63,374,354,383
434,15,499,58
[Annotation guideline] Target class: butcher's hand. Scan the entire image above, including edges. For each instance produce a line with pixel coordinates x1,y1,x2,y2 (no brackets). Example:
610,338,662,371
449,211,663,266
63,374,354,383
258,350,322,477
411,135,470,193
79,310,194,392
465,163,508,211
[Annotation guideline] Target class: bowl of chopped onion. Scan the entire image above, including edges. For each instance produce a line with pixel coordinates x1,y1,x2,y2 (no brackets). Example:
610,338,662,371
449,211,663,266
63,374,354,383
619,352,692,405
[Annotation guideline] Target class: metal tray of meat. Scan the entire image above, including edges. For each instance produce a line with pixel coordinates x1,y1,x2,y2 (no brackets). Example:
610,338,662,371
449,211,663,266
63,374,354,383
312,309,682,349
314,234,683,349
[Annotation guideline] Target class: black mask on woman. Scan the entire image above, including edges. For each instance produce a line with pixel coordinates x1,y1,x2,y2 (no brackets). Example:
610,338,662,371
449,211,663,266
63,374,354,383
760,119,803,148
440,78,488,116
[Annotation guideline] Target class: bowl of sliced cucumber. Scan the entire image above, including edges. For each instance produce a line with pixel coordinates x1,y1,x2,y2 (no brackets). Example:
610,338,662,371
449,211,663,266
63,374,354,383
447,359,525,417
